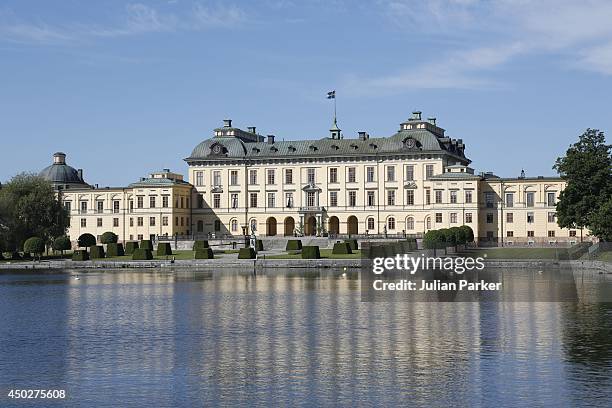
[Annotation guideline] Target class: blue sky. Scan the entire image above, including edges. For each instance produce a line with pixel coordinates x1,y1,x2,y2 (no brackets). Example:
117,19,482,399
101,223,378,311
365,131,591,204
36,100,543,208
1,0,611,186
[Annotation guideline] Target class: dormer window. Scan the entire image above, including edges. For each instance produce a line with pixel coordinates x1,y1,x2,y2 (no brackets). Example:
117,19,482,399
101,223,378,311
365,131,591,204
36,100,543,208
288,145,296,152
369,143,378,149
350,143,358,150
331,144,339,150
309,145,317,151
270,146,278,152
252,147,260,153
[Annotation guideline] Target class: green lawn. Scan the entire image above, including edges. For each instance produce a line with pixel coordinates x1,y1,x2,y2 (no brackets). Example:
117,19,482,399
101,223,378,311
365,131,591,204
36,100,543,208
459,248,565,259
266,249,362,259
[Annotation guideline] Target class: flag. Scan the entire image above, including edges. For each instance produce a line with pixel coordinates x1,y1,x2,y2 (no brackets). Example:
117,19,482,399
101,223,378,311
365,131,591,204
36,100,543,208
327,90,335,99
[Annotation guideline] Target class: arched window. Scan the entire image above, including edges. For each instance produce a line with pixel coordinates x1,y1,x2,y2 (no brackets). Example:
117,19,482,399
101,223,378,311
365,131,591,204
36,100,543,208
231,219,238,232
250,219,257,233
367,217,375,230
406,217,414,230
426,217,431,230
387,217,396,230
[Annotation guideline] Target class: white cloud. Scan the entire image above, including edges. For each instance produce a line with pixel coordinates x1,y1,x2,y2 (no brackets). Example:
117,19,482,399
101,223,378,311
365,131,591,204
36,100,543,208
192,3,248,28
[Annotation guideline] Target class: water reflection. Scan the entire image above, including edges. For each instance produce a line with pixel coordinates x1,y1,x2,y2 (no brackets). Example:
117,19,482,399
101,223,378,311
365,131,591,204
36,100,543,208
0,269,610,407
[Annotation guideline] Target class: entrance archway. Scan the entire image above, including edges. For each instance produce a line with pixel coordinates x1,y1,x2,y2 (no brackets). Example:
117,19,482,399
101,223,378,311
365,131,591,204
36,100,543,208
328,216,339,235
266,217,277,236
304,216,317,236
347,215,358,235
284,216,295,236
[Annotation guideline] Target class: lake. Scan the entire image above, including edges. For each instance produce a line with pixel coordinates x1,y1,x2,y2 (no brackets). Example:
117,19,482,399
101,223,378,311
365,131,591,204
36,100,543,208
0,268,611,407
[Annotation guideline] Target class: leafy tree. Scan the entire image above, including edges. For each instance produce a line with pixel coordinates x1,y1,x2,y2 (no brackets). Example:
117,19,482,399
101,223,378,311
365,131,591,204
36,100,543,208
554,129,612,240
100,231,118,244
589,197,612,241
52,236,72,255
0,173,67,250
423,230,445,256
460,225,474,243
78,233,96,249
24,237,45,260
451,226,467,248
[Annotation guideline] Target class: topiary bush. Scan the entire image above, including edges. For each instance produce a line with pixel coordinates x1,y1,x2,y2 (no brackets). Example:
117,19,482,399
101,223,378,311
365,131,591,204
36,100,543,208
332,242,352,254
256,239,264,251
78,233,96,248
140,240,153,250
52,236,72,254
125,241,139,255
344,239,358,251
72,250,89,261
195,248,214,259
106,243,124,257
460,225,474,244
406,237,418,250
301,246,321,259
100,231,118,244
286,239,303,251
157,242,172,256
238,247,256,259
193,240,209,251
23,237,45,259
90,245,105,259
132,248,153,260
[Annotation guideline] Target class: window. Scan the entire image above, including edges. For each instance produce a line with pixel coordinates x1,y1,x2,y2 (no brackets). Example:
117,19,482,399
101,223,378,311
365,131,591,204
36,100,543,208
507,231,514,237
387,190,395,206
137,217,143,227
486,213,494,223
330,191,338,207
150,196,156,208
425,164,434,180
465,191,473,204
366,167,375,183
97,218,102,227
526,192,535,207
230,170,239,186
307,168,316,184
249,170,257,185
329,168,338,183
406,190,414,205
96,201,104,214
406,217,414,230
180,217,184,227
387,166,395,182
486,231,494,240
435,190,443,204
162,196,169,208
426,217,431,229
196,171,203,186
405,165,414,181
268,193,275,208
548,230,555,237
485,192,495,208
505,193,514,207
213,171,222,186
137,234,143,240
307,192,316,207
367,217,375,230
387,217,396,230
137,196,144,208
175,217,178,227
213,194,221,209
80,218,86,227
367,191,376,207
450,213,457,223
348,167,356,183
286,192,294,208
150,217,156,227
527,230,535,237
569,230,577,237
197,194,203,209
547,192,556,206
113,201,120,213
231,193,238,209
527,212,534,223
267,169,275,185
285,169,293,184
348,191,357,207
231,219,238,232
465,213,473,223
250,193,258,208
130,218,134,227
506,213,514,223
450,190,457,204
215,220,221,232
435,213,442,223
180,197,184,208
425,189,431,205
113,218,119,227
162,216,168,226
548,212,556,223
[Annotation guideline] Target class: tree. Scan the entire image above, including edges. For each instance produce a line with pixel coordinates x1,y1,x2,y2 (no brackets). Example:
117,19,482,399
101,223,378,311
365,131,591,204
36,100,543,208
423,230,445,256
52,236,72,255
460,225,475,244
554,129,612,240
24,237,45,260
451,226,467,248
100,231,118,244
589,197,612,241
0,173,67,251
78,233,96,249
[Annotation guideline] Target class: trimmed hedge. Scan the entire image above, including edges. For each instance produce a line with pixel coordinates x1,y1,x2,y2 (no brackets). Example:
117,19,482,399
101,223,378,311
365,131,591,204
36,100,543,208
193,240,209,250
90,245,105,259
132,248,153,260
100,231,118,244
7,251,22,260
332,242,352,254
195,248,214,259
78,233,96,248
72,250,89,261
256,239,264,251
301,246,321,259
106,243,124,257
238,247,256,259
24,237,45,257
140,240,153,251
345,239,358,251
157,242,172,256
53,236,72,253
125,241,139,255
286,239,303,251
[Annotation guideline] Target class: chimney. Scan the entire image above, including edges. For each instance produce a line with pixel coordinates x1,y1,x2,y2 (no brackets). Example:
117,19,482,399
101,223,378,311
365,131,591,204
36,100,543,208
223,119,232,127
358,131,369,140
412,111,422,120
247,126,256,134
428,117,436,125
53,152,66,164
77,169,83,180
267,134,275,144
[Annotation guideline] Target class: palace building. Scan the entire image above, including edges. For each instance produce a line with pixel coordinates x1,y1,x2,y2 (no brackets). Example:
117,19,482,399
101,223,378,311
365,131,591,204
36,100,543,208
41,112,584,246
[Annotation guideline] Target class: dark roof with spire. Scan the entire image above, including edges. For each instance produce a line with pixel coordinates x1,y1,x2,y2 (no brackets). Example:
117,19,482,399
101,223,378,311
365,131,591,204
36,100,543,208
39,152,89,187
